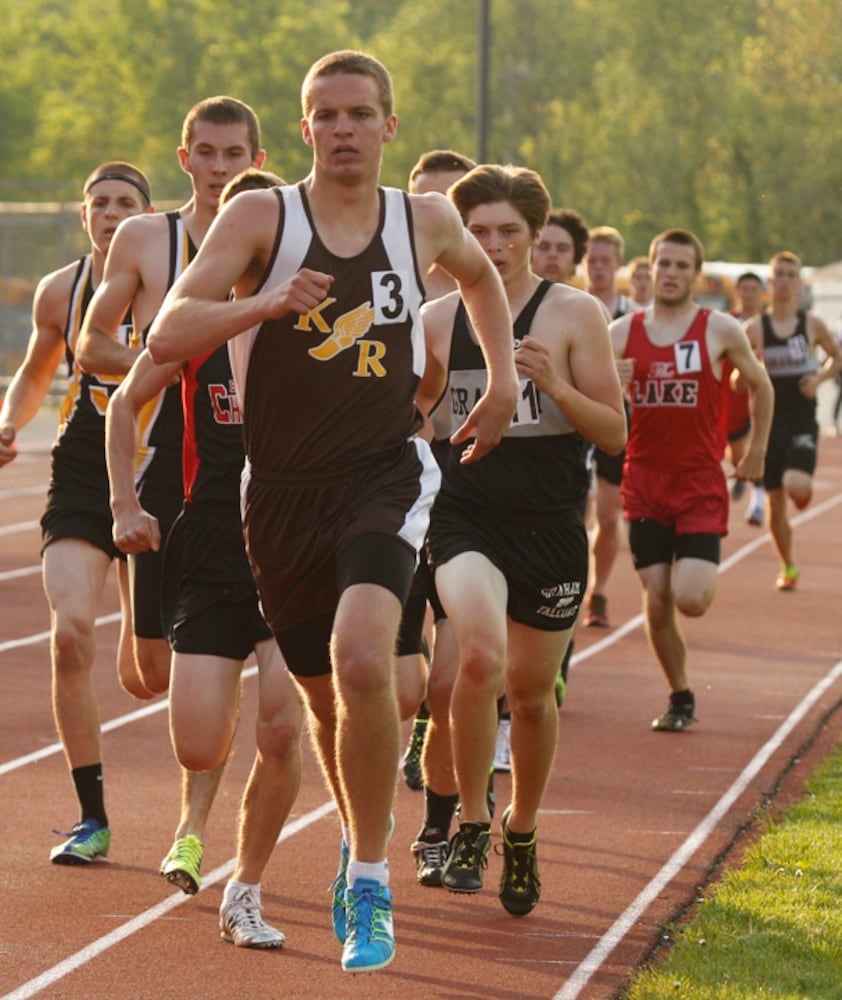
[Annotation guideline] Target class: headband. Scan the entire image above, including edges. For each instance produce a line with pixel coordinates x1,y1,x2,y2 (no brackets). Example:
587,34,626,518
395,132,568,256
84,171,151,205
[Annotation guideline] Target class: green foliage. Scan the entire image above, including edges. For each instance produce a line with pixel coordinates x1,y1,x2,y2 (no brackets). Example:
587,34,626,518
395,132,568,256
369,0,478,188
3,0,842,261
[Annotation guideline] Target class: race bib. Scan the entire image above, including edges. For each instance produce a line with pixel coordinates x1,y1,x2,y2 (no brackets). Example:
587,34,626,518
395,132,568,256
673,339,702,374
371,270,409,325
511,378,541,426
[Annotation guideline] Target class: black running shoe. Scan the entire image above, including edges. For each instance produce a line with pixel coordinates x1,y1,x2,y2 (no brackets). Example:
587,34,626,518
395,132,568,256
652,691,696,732
401,717,427,791
411,838,449,887
498,806,541,916
441,822,491,893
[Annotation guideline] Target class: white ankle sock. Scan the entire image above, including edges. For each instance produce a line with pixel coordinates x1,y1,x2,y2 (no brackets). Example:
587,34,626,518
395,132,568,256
347,860,389,887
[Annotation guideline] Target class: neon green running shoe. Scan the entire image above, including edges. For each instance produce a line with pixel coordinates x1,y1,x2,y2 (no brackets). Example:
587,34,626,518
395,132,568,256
50,819,110,865
160,834,203,894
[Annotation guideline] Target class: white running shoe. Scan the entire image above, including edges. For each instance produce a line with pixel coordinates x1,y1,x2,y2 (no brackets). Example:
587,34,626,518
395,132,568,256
220,885,285,949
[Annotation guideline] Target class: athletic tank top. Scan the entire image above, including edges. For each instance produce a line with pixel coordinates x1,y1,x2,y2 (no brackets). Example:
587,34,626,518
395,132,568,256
229,183,426,480
626,307,726,472
430,279,588,513
52,255,135,489
761,311,817,434
134,212,195,482
181,345,244,508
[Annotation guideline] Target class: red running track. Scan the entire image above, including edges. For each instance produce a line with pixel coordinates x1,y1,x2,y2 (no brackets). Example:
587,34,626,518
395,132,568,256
2,431,842,999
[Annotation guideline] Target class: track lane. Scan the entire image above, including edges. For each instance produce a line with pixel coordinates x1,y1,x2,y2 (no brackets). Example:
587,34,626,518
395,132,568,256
2,437,841,999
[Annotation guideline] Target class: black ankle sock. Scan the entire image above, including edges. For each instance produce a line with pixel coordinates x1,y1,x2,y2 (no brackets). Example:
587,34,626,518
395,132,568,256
71,763,108,827
505,822,535,844
415,699,431,722
419,788,459,841
670,689,694,708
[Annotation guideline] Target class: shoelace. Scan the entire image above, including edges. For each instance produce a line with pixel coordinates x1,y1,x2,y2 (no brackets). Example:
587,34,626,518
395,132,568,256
504,838,538,891
227,888,264,931
52,822,98,839
172,837,202,868
453,829,488,871
347,886,390,942
418,841,448,869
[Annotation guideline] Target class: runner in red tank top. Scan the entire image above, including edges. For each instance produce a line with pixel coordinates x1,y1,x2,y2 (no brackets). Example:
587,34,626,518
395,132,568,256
611,228,772,733
726,271,767,524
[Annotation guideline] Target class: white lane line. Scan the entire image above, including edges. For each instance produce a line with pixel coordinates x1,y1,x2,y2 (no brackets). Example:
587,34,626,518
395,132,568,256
1,490,841,998
0,520,40,537
0,613,120,657
0,662,258,777
554,659,842,1000
0,800,337,1000
554,490,842,999
0,486,47,500
0,564,40,582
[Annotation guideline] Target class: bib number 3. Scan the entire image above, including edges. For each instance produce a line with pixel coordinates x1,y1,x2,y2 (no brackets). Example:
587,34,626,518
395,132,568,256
371,270,408,324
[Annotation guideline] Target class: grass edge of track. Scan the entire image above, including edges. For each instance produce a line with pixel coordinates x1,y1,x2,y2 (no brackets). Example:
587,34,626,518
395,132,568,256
620,711,842,999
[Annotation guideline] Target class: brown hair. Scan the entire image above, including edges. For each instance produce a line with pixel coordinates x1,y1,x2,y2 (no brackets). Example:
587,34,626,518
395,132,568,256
220,167,285,205
181,96,262,160
449,163,550,239
648,227,705,270
546,208,589,265
409,149,476,191
302,50,394,118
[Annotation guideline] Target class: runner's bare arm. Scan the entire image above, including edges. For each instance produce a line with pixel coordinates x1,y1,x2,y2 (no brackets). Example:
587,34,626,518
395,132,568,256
147,192,332,364
77,222,147,375
0,266,73,466
105,349,180,553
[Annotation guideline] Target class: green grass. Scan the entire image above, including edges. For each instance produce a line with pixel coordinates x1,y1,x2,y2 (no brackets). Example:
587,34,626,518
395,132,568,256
622,741,842,999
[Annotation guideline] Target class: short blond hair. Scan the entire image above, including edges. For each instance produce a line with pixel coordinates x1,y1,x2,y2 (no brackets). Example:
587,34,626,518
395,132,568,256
769,250,802,271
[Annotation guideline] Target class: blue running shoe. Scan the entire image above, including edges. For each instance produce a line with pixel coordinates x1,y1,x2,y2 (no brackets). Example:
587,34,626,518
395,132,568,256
341,877,395,972
330,838,350,944
50,819,110,865
330,814,396,945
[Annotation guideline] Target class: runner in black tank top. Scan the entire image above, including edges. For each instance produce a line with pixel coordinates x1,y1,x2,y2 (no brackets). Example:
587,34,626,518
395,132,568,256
144,56,519,972
419,164,625,915
744,251,842,592
0,164,151,864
